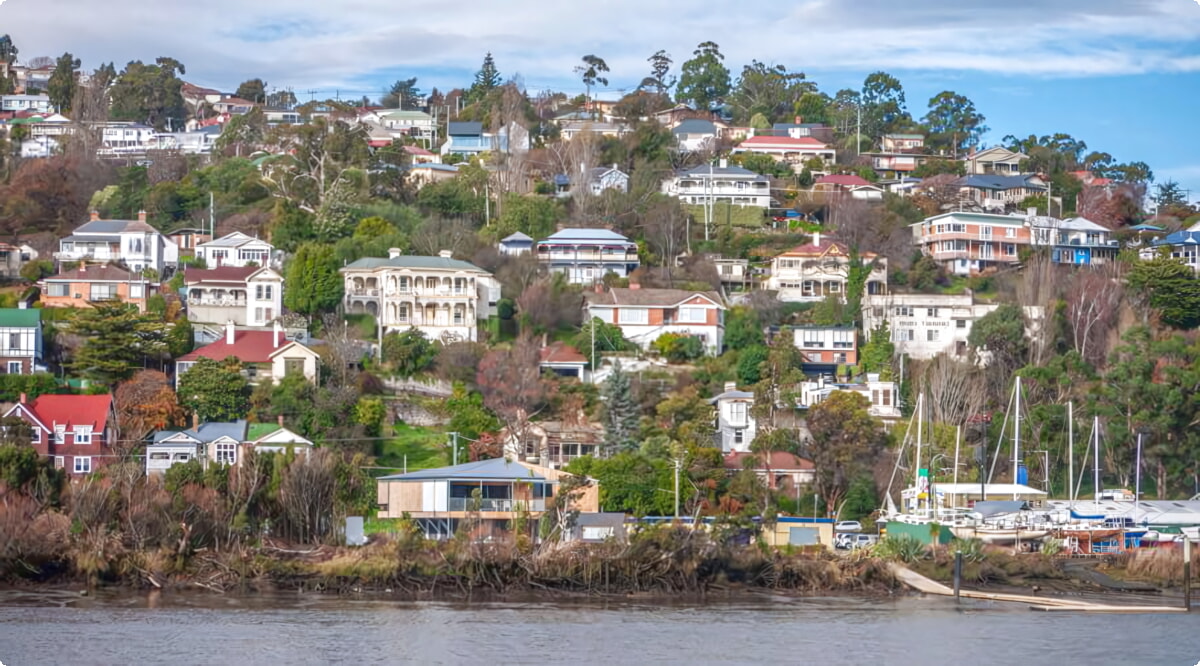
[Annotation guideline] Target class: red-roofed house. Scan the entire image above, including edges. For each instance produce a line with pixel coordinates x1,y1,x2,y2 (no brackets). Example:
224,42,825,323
814,174,885,201
4,393,116,476
732,134,836,172
539,342,589,380
1069,170,1114,188
766,232,888,302
175,321,320,387
723,451,815,491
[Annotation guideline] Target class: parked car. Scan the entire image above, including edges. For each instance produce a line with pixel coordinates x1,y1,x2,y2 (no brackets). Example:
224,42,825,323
835,520,863,533
848,534,878,550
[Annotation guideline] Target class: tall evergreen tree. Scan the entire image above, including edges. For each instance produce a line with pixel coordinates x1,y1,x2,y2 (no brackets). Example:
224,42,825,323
601,362,639,455
675,41,731,111
46,52,80,113
469,53,501,103
284,243,344,317
66,302,168,386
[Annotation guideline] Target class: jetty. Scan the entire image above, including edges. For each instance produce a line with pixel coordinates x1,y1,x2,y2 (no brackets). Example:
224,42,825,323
890,564,1188,613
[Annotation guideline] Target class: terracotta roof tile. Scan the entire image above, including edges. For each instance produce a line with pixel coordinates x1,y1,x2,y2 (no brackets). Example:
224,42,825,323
24,394,112,432
540,342,587,364
179,329,293,364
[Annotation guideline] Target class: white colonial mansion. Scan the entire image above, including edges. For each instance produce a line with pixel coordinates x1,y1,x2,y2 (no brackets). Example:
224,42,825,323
340,250,501,342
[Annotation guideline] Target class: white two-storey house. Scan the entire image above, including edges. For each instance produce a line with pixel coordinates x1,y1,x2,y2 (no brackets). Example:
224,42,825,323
184,266,284,328
196,232,276,269
710,382,756,453
767,233,887,302
55,211,179,276
661,161,771,209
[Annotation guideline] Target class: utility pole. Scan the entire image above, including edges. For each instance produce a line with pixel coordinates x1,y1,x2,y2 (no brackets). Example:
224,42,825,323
450,431,460,466
673,456,681,520
856,103,861,156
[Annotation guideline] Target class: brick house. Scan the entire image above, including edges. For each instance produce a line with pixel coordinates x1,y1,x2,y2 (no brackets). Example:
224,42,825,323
3,393,116,475
39,264,154,311
583,285,726,355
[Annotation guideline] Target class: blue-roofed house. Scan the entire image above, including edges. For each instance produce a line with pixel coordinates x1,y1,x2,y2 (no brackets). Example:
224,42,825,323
375,458,600,540
1142,228,1200,273
956,174,1047,211
340,249,501,341
498,231,534,256
535,228,640,284
672,118,718,152
145,420,248,475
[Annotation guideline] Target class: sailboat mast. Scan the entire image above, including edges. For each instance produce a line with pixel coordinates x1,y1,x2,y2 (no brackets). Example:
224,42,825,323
1068,401,1074,508
915,393,923,515
1013,376,1021,500
1093,416,1101,503
953,424,961,509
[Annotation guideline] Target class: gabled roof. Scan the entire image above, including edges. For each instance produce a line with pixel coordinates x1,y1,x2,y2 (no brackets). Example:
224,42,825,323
672,118,717,135
585,287,724,309
737,135,829,149
777,239,877,260
378,457,548,482
8,394,112,433
178,330,315,364
184,265,267,284
43,264,145,283
0,308,40,328
709,389,754,403
248,423,313,445
1029,216,1110,233
151,420,249,444
724,451,813,471
540,342,587,365
501,231,533,243
967,146,1027,162
816,174,871,187
1152,230,1200,247
199,231,271,249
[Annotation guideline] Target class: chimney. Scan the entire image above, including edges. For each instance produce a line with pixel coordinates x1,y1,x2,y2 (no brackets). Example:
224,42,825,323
278,414,285,427
593,283,604,294
89,210,99,222
225,320,235,345
438,250,453,258
388,247,402,259
580,162,586,175
137,210,147,223
1027,207,1037,218
78,262,86,273
18,392,26,405
273,320,284,349
813,231,821,246
724,381,737,393
612,163,618,172
719,158,727,169
628,282,641,290
192,411,200,430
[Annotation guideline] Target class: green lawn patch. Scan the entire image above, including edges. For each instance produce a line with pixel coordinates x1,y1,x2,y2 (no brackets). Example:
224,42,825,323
375,423,449,473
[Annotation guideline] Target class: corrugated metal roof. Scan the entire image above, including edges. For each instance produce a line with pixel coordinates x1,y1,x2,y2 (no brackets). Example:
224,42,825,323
378,457,547,482
542,228,633,242
0,308,40,328
341,255,488,272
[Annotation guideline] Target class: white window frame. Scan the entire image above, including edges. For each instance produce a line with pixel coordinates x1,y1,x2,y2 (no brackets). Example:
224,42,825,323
74,426,92,445
129,284,145,299
6,361,20,375
54,426,66,444
927,329,940,342
215,442,238,466
73,456,92,474
677,307,706,323
53,455,64,469
733,429,744,447
729,402,748,426
618,309,648,325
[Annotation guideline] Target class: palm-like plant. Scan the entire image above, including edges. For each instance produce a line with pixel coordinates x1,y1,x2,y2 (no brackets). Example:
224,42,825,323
575,55,610,119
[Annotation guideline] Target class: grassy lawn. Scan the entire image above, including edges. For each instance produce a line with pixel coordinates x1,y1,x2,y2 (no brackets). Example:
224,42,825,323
375,423,449,473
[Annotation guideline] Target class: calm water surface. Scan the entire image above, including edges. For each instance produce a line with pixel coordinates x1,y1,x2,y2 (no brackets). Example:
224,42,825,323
0,589,1197,665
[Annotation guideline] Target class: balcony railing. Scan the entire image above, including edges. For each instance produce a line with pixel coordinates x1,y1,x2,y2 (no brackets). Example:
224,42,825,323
538,251,638,262
446,498,546,512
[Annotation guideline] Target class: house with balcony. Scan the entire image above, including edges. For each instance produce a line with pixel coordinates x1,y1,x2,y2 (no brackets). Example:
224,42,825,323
184,266,283,328
211,97,257,115
195,231,276,268
503,419,605,469
0,94,54,113
731,135,836,172
912,211,1032,275
957,174,1047,212
440,121,528,158
861,293,1002,359
341,250,501,342
792,326,857,372
375,458,601,540
368,109,436,145
661,162,771,209
4,393,115,476
881,134,925,153
583,285,725,355
39,264,154,311
0,308,44,375
559,121,634,142
536,228,640,284
711,256,751,290
769,120,835,144
766,233,887,302
710,382,755,453
798,374,901,423
1028,216,1118,265
963,146,1028,175
175,322,320,387
55,211,179,275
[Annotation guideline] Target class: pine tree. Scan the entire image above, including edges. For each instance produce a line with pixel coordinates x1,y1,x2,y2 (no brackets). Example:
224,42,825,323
601,362,639,455
47,52,80,113
469,53,501,103
284,243,344,317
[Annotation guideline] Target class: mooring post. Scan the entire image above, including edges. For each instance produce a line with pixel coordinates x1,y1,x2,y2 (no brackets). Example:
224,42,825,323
953,550,962,604
1185,538,1192,612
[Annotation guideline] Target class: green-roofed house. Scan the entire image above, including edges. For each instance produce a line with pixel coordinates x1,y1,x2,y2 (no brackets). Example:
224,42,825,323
340,249,501,342
0,307,44,374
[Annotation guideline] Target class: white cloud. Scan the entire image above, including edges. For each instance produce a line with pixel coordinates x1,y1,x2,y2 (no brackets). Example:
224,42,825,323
2,0,1199,94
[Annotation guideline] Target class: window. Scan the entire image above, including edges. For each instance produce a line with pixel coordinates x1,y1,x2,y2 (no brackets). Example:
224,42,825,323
894,329,914,342
872,307,884,317
730,402,747,425
678,307,706,323
618,309,648,325
927,308,938,318
53,456,63,469
927,330,940,342
89,284,117,301
73,456,92,474
733,430,744,447
895,306,913,317
6,361,19,375
7,332,18,350
149,452,170,461
453,309,465,325
47,284,69,297
1005,227,1017,238
256,284,273,300
284,358,305,377
980,225,992,238
129,284,145,299
399,276,411,293
955,319,968,329
832,330,854,348
215,442,237,465
398,304,410,323
54,426,65,444
73,427,92,445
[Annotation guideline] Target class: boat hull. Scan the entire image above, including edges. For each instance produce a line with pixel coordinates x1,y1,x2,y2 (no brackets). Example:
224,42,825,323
951,527,1049,544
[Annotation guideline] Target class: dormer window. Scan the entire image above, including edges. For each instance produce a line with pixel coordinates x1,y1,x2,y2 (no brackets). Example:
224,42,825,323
54,426,66,445
74,426,92,445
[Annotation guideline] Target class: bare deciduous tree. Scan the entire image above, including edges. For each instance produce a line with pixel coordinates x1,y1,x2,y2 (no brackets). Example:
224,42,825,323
1065,267,1124,369
477,335,549,450
918,355,986,426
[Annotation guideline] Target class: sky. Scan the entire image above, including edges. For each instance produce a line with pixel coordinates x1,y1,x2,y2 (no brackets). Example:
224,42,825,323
3,0,1200,196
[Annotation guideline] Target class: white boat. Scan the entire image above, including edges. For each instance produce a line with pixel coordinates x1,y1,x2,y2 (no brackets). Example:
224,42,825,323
952,526,1049,545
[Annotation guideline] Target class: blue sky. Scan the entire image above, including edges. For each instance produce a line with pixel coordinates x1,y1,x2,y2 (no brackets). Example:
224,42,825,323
4,0,1199,196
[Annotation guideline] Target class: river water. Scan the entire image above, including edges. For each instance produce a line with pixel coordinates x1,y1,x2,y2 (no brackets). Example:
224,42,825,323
0,590,1196,665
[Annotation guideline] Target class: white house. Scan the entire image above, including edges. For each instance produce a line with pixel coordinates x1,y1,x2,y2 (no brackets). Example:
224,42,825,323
731,135,836,172
145,421,247,474
1028,215,1119,266
536,228,640,285
583,285,726,355
498,232,534,256
341,250,501,342
766,233,887,302
0,94,54,113
710,382,755,453
196,231,275,269
661,161,771,209
861,293,1002,359
99,122,158,151
672,118,718,152
184,266,284,328
798,374,901,423
583,165,630,195
55,211,179,276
